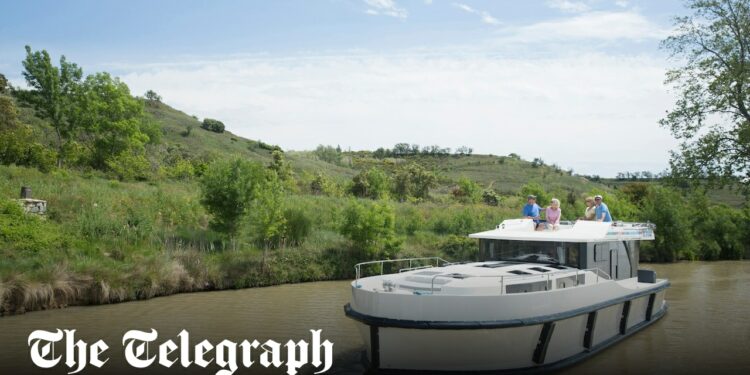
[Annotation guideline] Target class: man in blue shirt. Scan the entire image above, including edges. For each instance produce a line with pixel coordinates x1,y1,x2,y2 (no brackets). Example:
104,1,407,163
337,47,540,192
522,195,542,227
594,195,612,222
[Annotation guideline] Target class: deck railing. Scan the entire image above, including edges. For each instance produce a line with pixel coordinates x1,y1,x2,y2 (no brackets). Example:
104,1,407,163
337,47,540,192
354,257,451,287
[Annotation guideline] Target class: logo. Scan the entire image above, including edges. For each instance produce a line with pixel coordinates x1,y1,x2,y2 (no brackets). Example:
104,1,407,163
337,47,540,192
28,329,333,375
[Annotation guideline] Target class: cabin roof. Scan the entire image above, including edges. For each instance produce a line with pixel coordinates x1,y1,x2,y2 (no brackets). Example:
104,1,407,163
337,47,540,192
468,219,655,242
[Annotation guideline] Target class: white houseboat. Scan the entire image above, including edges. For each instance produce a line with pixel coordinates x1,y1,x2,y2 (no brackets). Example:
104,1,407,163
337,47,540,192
344,219,669,373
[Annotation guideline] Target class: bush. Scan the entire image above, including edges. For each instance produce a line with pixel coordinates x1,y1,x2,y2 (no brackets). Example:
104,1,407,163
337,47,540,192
452,177,481,203
283,207,312,246
201,118,225,133
340,200,400,258
350,167,390,200
482,189,500,206
106,153,150,181
199,158,266,235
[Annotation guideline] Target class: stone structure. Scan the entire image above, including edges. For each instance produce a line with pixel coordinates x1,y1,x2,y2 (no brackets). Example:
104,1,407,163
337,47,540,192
18,199,47,214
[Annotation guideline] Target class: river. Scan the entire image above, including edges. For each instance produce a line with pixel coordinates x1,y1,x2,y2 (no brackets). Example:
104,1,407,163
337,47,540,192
0,261,748,374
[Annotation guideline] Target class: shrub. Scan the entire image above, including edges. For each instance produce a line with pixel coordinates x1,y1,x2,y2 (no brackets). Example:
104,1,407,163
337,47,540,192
340,200,400,258
201,118,225,133
283,207,312,246
199,158,266,236
482,189,500,206
350,167,390,200
452,177,481,203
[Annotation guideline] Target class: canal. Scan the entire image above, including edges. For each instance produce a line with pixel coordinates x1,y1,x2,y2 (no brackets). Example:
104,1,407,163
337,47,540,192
0,261,748,374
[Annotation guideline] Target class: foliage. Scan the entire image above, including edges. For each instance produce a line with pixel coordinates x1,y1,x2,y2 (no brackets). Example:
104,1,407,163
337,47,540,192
144,90,162,103
482,189,501,206
73,72,153,173
283,207,312,246
350,167,391,200
0,95,56,171
199,158,266,236
249,173,287,248
520,182,550,207
269,149,293,182
638,186,695,262
309,172,341,196
313,145,343,164
18,45,82,166
392,163,437,201
452,177,482,203
340,200,400,258
201,118,225,133
439,235,478,262
687,192,748,260
660,0,750,193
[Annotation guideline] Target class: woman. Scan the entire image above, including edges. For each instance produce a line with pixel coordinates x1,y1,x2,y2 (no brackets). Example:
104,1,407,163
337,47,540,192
545,198,562,230
583,196,596,220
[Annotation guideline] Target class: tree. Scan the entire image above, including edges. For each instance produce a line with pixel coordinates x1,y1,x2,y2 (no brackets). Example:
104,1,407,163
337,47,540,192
144,90,162,103
638,186,695,261
0,73,8,94
269,149,293,182
72,72,153,175
199,158,266,236
19,46,82,167
0,93,56,171
661,0,750,193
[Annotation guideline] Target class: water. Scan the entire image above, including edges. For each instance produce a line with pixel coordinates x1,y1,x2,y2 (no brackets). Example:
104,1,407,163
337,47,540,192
0,262,748,374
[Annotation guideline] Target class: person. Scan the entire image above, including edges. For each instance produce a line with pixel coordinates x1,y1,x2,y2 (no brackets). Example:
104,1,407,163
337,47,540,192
545,198,562,230
521,195,543,229
594,195,612,222
582,196,596,220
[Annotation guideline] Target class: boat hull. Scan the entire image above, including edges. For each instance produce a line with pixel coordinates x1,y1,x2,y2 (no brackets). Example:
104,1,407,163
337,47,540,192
345,288,667,373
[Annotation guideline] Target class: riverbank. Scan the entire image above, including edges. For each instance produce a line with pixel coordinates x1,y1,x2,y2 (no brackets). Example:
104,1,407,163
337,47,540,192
0,165,510,316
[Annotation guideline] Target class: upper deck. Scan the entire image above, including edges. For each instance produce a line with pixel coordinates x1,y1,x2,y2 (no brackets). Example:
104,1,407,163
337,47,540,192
469,219,655,243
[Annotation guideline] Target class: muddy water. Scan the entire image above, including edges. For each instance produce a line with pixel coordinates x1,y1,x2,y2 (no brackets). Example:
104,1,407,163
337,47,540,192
0,262,748,374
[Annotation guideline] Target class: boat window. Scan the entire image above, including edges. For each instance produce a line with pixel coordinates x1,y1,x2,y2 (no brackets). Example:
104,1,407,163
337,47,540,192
508,270,532,275
506,280,550,294
479,239,585,267
528,267,551,273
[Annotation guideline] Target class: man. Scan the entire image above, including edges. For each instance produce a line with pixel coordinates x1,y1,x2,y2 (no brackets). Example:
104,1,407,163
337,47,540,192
594,195,612,222
522,195,543,229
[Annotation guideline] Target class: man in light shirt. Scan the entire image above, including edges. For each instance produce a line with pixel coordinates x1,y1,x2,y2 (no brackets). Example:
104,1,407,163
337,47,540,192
594,195,612,222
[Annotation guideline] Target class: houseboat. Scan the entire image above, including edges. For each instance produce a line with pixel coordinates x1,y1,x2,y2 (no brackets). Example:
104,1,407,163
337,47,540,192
344,219,669,373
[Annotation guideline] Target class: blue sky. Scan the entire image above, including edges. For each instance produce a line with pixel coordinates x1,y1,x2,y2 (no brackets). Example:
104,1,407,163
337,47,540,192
1,0,690,176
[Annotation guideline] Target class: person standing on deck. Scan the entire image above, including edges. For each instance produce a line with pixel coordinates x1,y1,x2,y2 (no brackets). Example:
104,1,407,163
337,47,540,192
594,195,612,222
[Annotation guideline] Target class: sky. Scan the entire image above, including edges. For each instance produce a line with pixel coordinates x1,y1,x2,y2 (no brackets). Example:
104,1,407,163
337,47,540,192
0,0,690,177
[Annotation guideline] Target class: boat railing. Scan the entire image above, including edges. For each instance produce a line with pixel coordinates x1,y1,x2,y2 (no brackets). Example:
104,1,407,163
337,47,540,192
354,257,451,286
428,267,612,295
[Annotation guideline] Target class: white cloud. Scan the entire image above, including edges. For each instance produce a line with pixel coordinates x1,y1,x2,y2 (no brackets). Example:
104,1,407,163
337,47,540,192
546,0,590,13
117,50,675,176
498,11,669,43
615,0,629,8
364,0,408,19
424,0,433,4
452,3,500,25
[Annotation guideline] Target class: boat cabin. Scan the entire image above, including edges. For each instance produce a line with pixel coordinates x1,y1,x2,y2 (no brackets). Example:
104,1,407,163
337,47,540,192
469,219,655,281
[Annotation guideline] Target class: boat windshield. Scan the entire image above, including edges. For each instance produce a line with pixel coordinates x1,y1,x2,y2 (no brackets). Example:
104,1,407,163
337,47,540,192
480,239,582,268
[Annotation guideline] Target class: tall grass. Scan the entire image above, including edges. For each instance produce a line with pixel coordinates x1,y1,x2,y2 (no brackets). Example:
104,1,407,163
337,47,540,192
0,164,526,316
